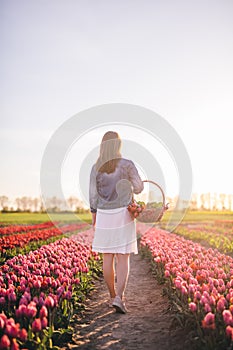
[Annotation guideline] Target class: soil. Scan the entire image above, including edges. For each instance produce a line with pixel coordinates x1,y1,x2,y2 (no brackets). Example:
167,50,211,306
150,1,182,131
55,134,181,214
61,253,198,350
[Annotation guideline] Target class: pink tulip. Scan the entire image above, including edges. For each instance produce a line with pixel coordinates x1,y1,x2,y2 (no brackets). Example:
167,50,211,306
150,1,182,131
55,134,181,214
33,280,41,289
25,303,37,318
189,302,197,312
223,310,233,326
39,306,48,318
0,317,5,329
202,312,215,329
5,322,19,338
32,318,42,333
217,299,226,312
8,292,16,303
226,325,233,340
38,296,44,307
204,303,212,313
0,334,11,349
0,314,7,324
41,317,48,329
18,328,27,342
194,291,201,301
209,295,216,306
200,296,209,305
15,304,27,318
44,295,55,309
181,286,188,295
0,297,5,305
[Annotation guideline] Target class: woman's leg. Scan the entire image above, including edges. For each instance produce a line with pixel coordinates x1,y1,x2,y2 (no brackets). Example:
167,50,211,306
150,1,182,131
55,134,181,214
103,253,116,298
116,253,130,299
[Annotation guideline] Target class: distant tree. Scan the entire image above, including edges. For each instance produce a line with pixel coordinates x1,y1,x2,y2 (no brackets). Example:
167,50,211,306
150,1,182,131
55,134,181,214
1,206,9,213
14,196,32,212
200,194,205,210
67,196,77,211
219,193,226,210
32,197,40,212
206,192,211,210
228,194,233,211
212,193,218,210
46,196,64,212
40,203,46,213
21,196,31,211
190,194,198,210
0,196,9,210
15,197,22,211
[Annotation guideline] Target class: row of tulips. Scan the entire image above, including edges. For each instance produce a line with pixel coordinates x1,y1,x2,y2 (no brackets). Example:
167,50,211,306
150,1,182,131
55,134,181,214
0,222,55,236
174,223,233,255
140,227,233,349
214,220,233,228
0,231,101,349
57,222,88,234
0,223,88,258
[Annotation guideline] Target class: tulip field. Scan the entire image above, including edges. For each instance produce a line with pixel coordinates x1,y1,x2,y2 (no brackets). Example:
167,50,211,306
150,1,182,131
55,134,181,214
173,221,233,255
138,218,233,350
0,219,101,350
0,222,89,264
1,212,233,349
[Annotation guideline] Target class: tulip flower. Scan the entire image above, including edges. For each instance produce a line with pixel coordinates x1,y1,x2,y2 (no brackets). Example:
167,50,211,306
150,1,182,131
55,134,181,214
202,312,215,330
0,334,11,349
41,317,48,329
18,328,27,342
39,306,48,319
226,325,233,340
31,318,42,333
189,302,197,312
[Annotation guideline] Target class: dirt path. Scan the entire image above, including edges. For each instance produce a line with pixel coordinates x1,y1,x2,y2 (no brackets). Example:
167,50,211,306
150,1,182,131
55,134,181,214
62,253,196,350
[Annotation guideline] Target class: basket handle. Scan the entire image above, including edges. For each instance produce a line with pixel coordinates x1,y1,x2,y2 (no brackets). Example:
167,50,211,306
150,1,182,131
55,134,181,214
142,180,166,209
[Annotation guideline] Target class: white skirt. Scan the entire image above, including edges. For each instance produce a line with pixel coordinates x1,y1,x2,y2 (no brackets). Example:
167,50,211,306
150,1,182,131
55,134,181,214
92,207,138,254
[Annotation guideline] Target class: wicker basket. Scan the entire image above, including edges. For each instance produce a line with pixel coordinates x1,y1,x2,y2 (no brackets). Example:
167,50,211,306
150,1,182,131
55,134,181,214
136,180,166,223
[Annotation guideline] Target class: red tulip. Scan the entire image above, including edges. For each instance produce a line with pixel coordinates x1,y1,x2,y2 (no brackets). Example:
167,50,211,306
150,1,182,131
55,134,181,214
41,317,48,329
44,296,54,309
39,306,48,319
5,322,19,338
0,335,11,349
31,318,42,333
25,303,37,319
18,328,27,342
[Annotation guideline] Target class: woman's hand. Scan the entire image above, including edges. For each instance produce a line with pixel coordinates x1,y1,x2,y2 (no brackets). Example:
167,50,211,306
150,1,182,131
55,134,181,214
92,212,96,228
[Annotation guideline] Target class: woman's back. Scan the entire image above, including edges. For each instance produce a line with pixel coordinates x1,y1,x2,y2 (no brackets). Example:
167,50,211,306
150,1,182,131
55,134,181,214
89,158,144,211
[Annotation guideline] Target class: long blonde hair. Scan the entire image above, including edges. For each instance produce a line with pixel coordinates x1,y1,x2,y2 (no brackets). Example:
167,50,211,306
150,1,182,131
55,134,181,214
96,131,122,173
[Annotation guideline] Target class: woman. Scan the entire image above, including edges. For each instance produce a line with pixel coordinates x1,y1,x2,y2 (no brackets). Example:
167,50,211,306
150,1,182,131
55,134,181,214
89,131,144,313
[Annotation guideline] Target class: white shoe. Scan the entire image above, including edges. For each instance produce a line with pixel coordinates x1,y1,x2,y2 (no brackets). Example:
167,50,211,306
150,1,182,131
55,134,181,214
112,296,127,314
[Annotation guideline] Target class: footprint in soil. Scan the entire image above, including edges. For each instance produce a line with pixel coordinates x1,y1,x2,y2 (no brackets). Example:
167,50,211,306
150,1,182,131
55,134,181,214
61,254,198,350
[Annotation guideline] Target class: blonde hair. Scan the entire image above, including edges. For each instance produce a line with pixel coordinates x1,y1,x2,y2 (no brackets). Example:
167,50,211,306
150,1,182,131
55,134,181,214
96,131,122,173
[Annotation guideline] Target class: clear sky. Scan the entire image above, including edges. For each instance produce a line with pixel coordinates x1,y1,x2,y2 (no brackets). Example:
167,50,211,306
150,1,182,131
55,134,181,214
1,0,233,199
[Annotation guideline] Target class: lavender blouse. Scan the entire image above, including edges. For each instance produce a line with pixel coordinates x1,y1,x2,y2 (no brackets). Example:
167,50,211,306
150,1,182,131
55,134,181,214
89,158,144,213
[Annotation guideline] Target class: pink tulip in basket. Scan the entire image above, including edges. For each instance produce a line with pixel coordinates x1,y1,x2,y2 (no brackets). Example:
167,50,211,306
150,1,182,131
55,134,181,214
128,180,169,223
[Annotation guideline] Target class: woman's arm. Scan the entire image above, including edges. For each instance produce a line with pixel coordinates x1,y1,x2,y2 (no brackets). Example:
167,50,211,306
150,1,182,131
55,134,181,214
127,160,144,194
89,165,98,215
91,212,96,228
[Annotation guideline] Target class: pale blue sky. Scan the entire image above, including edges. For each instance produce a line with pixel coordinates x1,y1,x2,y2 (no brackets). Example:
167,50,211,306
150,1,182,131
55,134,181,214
1,0,233,198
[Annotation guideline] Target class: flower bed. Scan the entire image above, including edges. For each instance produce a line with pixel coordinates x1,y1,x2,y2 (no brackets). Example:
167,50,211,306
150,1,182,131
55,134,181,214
0,223,89,264
0,233,101,349
174,223,233,254
0,222,55,236
140,227,233,349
